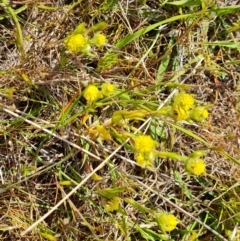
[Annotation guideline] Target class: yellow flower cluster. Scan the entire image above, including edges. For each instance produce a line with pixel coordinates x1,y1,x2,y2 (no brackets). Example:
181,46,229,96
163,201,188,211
185,158,206,175
155,212,178,232
171,91,209,122
64,22,107,55
172,91,194,121
134,135,156,169
64,34,89,53
83,82,116,104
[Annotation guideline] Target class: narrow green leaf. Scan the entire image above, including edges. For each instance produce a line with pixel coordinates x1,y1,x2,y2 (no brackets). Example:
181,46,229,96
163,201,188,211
115,13,195,49
124,198,153,214
0,5,27,20
219,151,240,166
163,119,240,166
163,119,209,146
174,171,193,199
211,5,240,16
40,233,56,241
96,187,125,199
136,226,169,241
204,41,240,49
36,5,60,10
157,38,175,82
89,21,107,32
1,0,25,55
166,0,202,6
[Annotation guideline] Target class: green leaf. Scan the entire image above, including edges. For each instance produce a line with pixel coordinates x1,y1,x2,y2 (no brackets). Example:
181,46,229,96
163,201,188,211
166,0,202,7
165,0,202,7
124,198,153,214
204,41,240,49
163,118,240,166
96,187,125,199
112,110,149,123
1,0,25,55
36,5,60,10
72,22,87,35
219,151,240,166
211,5,240,16
89,21,107,32
59,180,72,186
40,233,56,241
115,13,195,49
163,119,209,146
115,6,240,49
97,51,119,71
100,0,120,11
0,5,27,20
174,171,193,199
136,225,169,241
156,38,175,82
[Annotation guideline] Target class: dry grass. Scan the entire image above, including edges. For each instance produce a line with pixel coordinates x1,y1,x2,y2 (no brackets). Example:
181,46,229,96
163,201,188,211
0,0,240,240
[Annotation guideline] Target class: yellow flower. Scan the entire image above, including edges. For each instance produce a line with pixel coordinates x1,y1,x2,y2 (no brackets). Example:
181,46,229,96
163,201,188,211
92,32,107,47
83,85,100,103
65,34,88,53
135,152,155,169
172,106,190,121
190,106,209,122
101,82,115,97
134,135,156,153
173,91,194,110
172,91,195,121
185,158,206,175
155,212,178,232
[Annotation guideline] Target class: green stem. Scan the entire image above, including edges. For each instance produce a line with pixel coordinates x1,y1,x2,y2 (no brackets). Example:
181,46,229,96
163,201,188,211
156,151,188,162
2,0,25,56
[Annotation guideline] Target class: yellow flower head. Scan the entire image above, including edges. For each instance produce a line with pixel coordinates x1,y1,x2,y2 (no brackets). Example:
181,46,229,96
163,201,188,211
190,106,209,122
172,91,195,121
101,82,115,97
92,32,107,47
172,106,190,121
135,152,155,169
134,135,156,153
156,212,178,232
65,34,88,53
185,158,206,175
173,91,194,110
83,85,100,103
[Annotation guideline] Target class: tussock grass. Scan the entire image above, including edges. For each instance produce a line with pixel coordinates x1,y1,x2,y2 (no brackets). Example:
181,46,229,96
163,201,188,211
0,0,240,240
